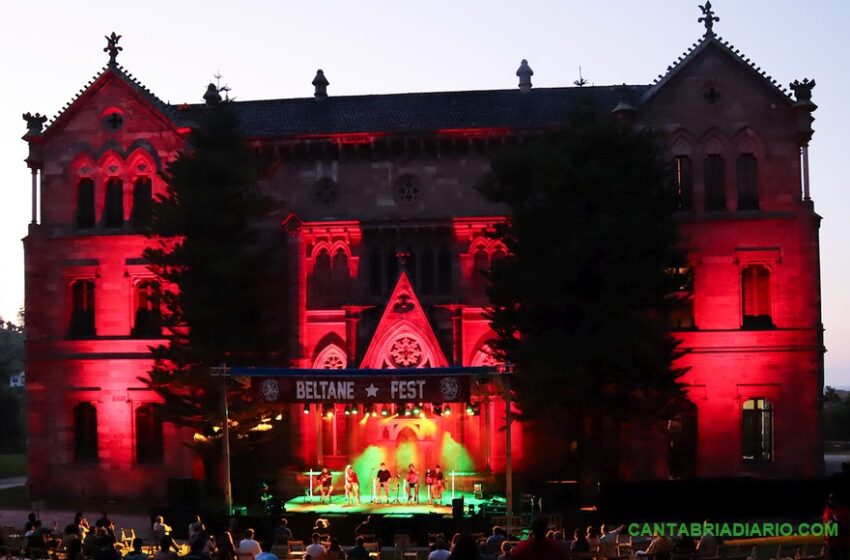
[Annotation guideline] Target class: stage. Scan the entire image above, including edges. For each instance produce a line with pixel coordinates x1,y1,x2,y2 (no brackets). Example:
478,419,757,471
283,490,501,516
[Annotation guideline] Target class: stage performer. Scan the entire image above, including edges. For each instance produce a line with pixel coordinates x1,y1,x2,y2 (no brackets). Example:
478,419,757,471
406,463,419,504
318,467,333,504
375,462,392,504
431,465,445,505
344,465,361,505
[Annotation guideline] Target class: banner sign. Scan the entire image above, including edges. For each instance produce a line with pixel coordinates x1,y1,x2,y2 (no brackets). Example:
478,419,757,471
253,374,470,404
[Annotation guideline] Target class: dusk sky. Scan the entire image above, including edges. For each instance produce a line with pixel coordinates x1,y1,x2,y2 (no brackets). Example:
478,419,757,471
1,1,847,386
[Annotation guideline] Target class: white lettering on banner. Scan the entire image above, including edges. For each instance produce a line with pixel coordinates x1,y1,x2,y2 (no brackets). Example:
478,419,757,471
293,380,355,400
390,380,427,400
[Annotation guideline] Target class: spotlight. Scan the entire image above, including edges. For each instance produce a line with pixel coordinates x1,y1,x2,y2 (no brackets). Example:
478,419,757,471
303,404,310,415
344,406,351,416
323,403,335,418
351,405,359,416
444,405,452,416
381,406,389,417
412,404,421,415
466,403,475,416
275,413,283,421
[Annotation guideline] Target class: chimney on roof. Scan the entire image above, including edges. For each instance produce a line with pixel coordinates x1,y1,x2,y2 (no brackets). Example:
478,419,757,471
516,59,533,93
313,69,329,100
203,83,222,104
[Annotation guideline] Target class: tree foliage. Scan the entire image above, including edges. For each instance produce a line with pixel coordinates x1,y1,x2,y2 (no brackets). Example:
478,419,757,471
0,319,25,453
141,101,282,439
479,110,689,430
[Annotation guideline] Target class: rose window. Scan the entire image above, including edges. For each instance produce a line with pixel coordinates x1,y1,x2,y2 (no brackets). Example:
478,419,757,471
389,336,423,367
322,354,345,369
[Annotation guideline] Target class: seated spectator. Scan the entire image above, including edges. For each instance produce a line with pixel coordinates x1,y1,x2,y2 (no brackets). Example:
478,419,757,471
571,529,589,553
640,534,673,560
125,538,149,560
448,532,481,560
586,527,600,551
429,538,451,560
347,537,370,560
255,542,278,560
273,519,292,545
553,532,571,557
67,538,84,560
184,539,211,560
497,541,513,560
238,529,262,560
696,523,717,556
674,536,696,554
326,539,345,560
511,517,566,560
599,525,625,560
305,533,327,560
25,513,39,533
154,536,180,560
218,532,237,560
93,532,121,560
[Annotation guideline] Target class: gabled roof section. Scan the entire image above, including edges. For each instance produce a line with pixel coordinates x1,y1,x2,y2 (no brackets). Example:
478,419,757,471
641,31,794,106
41,63,188,139
359,271,449,369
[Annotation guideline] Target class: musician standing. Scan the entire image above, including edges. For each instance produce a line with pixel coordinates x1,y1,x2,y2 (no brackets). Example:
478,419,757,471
344,464,361,505
406,463,419,504
375,462,392,504
318,467,333,504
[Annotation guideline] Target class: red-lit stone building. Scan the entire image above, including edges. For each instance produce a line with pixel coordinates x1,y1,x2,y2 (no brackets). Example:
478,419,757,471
22,12,823,501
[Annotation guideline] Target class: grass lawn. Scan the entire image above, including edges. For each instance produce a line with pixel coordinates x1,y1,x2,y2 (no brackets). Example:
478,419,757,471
0,453,26,478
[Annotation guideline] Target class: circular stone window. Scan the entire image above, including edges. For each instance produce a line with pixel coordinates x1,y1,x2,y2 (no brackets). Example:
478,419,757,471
102,111,124,131
314,177,338,205
394,174,421,205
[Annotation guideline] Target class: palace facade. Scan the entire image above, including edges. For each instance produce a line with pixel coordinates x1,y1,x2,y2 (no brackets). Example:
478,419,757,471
22,9,823,501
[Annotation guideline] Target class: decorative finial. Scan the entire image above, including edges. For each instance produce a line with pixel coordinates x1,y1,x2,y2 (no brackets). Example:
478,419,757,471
573,65,588,87
790,79,816,105
516,59,533,93
698,2,719,37
22,113,48,135
104,32,123,65
312,69,329,100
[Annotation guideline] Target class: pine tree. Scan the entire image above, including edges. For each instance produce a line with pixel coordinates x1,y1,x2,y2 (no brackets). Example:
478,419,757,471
479,109,689,487
141,99,284,476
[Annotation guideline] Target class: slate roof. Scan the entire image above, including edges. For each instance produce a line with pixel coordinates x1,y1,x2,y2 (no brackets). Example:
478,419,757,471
178,85,650,138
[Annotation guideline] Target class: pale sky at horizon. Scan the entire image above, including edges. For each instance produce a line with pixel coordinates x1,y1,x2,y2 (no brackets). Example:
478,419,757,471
1,1,848,385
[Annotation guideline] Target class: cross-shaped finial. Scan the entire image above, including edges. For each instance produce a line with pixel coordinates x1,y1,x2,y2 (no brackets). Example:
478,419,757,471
104,32,123,65
698,2,719,37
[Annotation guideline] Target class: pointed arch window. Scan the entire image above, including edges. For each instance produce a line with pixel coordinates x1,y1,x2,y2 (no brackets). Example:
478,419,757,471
133,280,161,338
308,249,332,309
68,279,96,339
471,247,490,303
132,177,153,228
76,179,95,229
135,403,164,464
742,265,773,329
331,249,350,305
742,398,772,462
74,402,98,462
673,156,694,210
104,178,124,228
704,155,726,211
737,154,759,210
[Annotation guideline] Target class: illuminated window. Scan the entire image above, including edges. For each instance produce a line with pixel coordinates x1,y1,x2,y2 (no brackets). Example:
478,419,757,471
737,154,759,210
132,177,153,228
133,280,161,338
742,265,773,329
73,402,98,462
331,249,350,305
742,398,772,462
308,249,332,309
135,404,164,464
672,156,694,210
704,155,726,211
68,279,95,339
76,178,95,229
471,247,489,303
104,178,124,227
667,266,696,330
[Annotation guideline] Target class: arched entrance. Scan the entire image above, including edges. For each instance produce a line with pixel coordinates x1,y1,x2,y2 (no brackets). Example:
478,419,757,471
395,427,420,474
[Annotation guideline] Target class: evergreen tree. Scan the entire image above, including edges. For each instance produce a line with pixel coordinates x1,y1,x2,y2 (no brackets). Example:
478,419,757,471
141,99,283,465
479,109,689,485
0,319,25,453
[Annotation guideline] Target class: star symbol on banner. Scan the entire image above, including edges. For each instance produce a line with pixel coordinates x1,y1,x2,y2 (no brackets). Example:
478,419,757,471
365,384,379,398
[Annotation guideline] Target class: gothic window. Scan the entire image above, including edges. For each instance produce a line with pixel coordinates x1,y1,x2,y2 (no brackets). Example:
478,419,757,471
331,249,350,305
388,336,425,368
668,266,696,330
704,155,726,211
420,249,435,294
104,178,124,227
314,345,347,369
73,402,98,462
471,247,489,302
133,280,161,338
438,247,453,294
369,250,382,295
68,279,96,339
742,398,773,462
308,249,332,309
741,265,773,329
76,178,95,229
132,177,153,228
737,154,759,210
672,156,694,211
135,403,164,464
394,174,421,205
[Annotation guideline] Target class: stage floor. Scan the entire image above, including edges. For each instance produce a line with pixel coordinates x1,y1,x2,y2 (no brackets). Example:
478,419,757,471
284,491,497,515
